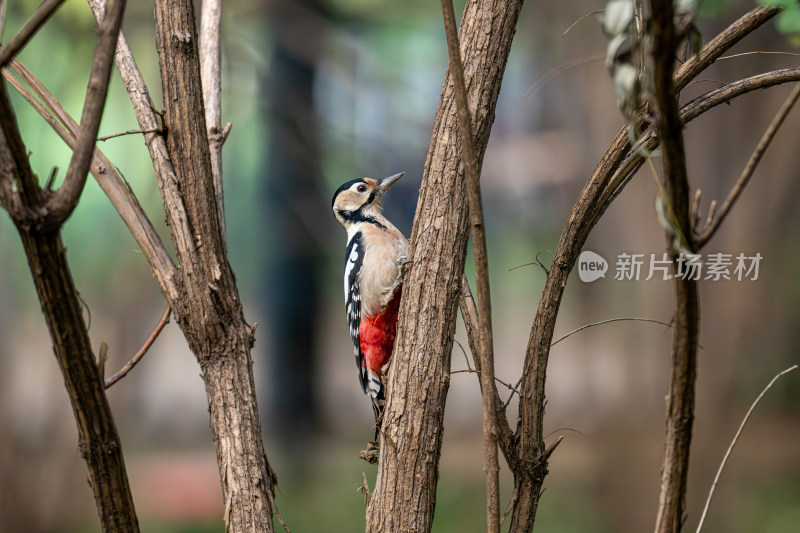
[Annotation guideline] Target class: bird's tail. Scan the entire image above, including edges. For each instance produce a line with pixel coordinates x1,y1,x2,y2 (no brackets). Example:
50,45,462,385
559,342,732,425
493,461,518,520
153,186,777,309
370,378,385,440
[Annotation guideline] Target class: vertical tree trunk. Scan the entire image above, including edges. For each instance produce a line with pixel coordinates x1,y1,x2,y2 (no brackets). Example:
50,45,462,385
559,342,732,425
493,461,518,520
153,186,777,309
152,1,276,531
16,229,140,533
366,1,524,531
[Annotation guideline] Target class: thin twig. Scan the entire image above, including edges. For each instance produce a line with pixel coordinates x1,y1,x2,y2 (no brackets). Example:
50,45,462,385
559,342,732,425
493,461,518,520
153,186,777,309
441,1,500,530
266,480,291,533
358,472,371,506
508,250,551,273
718,50,800,61
524,55,604,99
451,369,522,397
454,338,473,371
551,317,674,347
0,0,67,67
97,341,108,378
695,364,798,533
105,304,171,388
98,127,162,141
4,60,177,294
695,83,800,247
562,10,604,38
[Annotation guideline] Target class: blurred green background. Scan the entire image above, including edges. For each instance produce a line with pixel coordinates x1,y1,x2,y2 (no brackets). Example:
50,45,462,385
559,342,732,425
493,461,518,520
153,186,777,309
1,0,799,531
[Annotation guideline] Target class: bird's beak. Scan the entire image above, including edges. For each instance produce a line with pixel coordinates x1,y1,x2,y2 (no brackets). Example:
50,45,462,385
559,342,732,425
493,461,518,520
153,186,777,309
376,172,405,195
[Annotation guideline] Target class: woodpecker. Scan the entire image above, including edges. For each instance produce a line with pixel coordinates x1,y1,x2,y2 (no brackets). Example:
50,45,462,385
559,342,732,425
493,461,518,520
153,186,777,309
332,172,409,434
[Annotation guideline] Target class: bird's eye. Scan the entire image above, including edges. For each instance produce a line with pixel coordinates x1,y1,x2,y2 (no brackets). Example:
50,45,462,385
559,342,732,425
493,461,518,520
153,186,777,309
357,184,367,193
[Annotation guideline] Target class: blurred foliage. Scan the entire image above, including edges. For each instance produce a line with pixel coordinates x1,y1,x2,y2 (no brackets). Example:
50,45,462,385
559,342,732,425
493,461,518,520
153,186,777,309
758,0,800,45
1,0,799,532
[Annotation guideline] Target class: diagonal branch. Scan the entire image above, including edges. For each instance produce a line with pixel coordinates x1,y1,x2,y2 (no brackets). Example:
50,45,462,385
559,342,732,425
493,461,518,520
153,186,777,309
105,304,172,388
673,5,780,92
441,1,500,530
0,0,67,68
600,68,800,214
695,364,798,533
459,276,516,468
695,84,800,247
42,0,126,226
511,6,782,532
4,60,178,296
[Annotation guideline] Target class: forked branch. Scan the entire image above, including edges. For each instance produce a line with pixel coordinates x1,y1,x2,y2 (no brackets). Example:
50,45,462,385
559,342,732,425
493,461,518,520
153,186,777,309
695,84,800,247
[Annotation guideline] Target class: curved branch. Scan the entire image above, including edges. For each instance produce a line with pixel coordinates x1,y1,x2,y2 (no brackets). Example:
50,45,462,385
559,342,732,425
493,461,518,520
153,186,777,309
4,60,178,296
43,0,126,226
511,6,784,532
695,83,800,247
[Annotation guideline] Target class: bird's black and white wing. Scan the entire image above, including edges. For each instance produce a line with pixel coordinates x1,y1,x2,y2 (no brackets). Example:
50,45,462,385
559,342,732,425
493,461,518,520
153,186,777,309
344,232,367,393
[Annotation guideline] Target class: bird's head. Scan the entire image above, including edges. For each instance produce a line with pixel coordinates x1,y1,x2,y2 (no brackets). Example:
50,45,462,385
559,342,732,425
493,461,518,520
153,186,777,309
331,172,404,229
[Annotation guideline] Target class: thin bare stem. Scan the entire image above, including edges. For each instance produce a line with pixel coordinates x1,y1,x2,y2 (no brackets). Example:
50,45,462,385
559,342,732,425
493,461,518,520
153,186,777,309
451,369,521,397
551,317,674,347
718,50,800,61
98,127,162,141
4,61,177,294
441,2,500,529
43,0,126,225
105,304,171,388
695,83,800,247
459,276,515,463
524,55,603,99
0,0,66,67
562,10,604,38
695,365,798,533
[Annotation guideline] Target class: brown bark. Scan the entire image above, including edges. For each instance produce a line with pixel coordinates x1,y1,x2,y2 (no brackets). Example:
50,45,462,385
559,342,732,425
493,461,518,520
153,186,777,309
440,0,500,529
15,228,140,533
0,2,138,526
509,6,782,532
365,1,524,531
650,2,699,531
152,1,275,531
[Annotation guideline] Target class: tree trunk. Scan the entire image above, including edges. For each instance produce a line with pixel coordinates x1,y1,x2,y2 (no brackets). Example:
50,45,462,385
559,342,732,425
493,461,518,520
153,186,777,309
15,229,140,533
366,1,524,531
152,1,276,531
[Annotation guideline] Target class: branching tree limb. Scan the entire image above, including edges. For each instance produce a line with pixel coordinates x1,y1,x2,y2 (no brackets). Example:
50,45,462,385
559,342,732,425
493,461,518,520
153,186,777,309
509,6,782,532
695,84,800,246
152,1,276,530
3,59,177,295
0,1,139,530
366,1,524,531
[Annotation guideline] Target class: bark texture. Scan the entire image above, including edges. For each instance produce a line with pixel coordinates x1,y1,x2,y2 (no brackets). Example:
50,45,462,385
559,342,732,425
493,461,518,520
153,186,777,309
152,1,275,531
649,2,700,531
0,2,138,529
365,1,524,531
